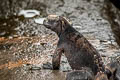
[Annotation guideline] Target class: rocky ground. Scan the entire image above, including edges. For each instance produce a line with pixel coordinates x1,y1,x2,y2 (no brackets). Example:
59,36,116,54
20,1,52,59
0,0,120,80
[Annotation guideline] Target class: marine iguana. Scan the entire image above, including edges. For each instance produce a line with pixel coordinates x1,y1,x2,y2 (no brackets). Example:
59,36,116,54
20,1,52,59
43,15,105,75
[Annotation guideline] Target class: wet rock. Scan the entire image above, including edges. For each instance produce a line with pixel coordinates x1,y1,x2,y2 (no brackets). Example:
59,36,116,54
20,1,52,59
95,72,108,80
109,0,120,10
0,16,19,37
42,62,52,69
0,43,13,50
102,62,118,80
116,66,120,80
0,32,6,36
60,55,72,72
0,37,54,67
66,68,94,80
29,65,41,70
104,61,120,80
34,18,46,24
0,0,120,80
0,0,47,18
103,0,120,47
18,10,40,18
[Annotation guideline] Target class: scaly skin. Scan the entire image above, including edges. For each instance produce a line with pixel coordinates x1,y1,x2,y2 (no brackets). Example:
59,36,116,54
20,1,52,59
43,15,105,75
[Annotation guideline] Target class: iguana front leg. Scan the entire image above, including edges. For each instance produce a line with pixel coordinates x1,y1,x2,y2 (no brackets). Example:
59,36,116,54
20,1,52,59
52,48,63,70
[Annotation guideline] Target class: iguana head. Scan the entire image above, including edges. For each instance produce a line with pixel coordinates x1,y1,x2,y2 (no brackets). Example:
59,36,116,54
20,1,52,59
43,15,72,36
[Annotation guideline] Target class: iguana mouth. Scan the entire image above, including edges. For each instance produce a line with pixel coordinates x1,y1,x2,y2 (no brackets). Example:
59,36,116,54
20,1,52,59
43,18,48,25
43,15,59,28
43,19,51,28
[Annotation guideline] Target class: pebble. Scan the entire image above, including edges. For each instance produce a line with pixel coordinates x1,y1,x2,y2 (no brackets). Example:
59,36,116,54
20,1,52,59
42,62,53,69
34,18,46,24
18,10,40,18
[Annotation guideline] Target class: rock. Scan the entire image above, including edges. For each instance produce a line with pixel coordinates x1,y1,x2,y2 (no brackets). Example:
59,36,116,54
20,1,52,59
103,0,120,46
109,0,120,10
42,62,53,69
116,66,120,80
0,0,120,80
95,72,108,80
29,66,41,70
105,61,120,80
18,10,40,18
34,18,46,24
66,67,94,80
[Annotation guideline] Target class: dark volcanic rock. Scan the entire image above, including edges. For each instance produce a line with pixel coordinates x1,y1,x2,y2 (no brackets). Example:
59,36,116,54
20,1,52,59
42,62,52,69
103,0,120,47
0,0,120,80
66,68,94,80
105,61,120,80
